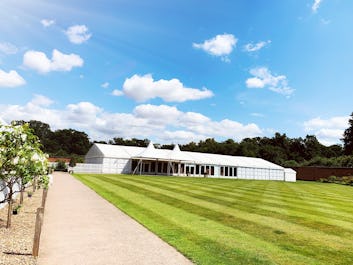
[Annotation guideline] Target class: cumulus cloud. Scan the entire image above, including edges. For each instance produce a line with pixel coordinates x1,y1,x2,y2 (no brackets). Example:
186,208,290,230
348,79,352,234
193,34,237,62
246,67,295,97
0,42,18,54
244,40,271,52
31,94,54,107
0,96,263,143
0,69,26,87
304,116,349,145
23,49,83,74
40,19,55,27
66,102,102,124
65,25,92,44
122,74,214,102
312,0,322,13
133,104,181,125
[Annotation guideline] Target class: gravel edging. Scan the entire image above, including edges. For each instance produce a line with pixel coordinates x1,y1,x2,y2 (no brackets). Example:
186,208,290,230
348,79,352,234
0,189,43,265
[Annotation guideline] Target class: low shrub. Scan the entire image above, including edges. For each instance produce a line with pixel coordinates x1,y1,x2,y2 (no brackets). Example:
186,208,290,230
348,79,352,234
328,175,337,183
319,178,328,183
55,160,68,171
318,175,353,186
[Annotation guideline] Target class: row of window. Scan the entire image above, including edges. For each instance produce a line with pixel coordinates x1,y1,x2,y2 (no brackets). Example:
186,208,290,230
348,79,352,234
131,160,239,177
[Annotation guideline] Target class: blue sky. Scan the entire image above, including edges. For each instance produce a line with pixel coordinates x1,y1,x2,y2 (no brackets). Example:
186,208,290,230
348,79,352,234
0,0,352,145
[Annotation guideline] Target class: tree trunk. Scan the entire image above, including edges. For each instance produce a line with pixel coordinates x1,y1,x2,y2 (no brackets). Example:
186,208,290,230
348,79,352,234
33,177,36,192
20,188,24,205
6,199,12,228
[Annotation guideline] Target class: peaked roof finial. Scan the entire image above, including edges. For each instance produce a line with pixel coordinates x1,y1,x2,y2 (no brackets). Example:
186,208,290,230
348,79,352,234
173,144,180,152
147,141,155,149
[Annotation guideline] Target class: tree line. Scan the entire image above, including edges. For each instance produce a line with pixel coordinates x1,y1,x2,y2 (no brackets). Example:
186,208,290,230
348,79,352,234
13,120,91,161
14,112,353,167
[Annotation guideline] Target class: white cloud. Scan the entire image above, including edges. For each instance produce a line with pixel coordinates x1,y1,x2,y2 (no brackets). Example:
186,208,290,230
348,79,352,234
193,34,237,62
244,40,271,52
133,104,181,125
40,19,55,27
0,69,26,87
0,96,263,144
101,82,109,88
246,77,265,88
65,25,92,44
0,42,18,54
312,0,322,13
122,74,214,102
111,89,124,96
31,94,54,107
246,67,295,96
163,130,206,143
66,102,102,124
304,116,349,145
23,49,83,73
304,116,349,131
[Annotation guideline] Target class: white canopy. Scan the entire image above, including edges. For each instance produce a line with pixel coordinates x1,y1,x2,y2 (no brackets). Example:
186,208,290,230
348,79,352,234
88,143,284,170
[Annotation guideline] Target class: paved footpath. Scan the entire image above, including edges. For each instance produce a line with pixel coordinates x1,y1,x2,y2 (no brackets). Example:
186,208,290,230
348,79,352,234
38,172,193,265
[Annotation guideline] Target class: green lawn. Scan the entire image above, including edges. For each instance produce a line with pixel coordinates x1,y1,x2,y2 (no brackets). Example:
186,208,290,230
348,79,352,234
74,174,353,265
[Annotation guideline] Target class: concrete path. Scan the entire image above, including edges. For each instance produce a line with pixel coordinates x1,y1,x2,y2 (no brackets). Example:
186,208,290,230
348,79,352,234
38,172,192,265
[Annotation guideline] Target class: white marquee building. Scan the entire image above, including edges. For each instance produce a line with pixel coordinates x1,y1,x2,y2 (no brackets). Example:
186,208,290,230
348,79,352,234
75,143,296,182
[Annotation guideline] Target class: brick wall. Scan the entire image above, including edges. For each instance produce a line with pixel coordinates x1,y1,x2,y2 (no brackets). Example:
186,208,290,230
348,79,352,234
292,167,353,181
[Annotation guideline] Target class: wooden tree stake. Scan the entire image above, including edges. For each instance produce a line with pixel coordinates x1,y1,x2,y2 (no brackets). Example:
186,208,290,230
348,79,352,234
32,207,44,257
41,189,48,209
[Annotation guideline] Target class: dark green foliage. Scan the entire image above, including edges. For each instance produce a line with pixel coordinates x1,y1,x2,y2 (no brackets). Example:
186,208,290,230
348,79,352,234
109,137,149,147
12,120,91,157
342,113,353,155
55,160,67,171
69,157,77,167
328,175,337,182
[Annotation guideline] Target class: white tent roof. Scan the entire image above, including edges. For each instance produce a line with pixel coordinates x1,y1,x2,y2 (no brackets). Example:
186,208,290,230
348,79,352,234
87,143,284,170
284,168,296,173
134,141,171,160
87,143,144,159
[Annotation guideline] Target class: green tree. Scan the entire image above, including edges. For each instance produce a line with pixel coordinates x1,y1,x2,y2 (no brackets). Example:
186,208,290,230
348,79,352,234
52,129,91,155
239,138,260,157
303,135,324,160
342,113,353,155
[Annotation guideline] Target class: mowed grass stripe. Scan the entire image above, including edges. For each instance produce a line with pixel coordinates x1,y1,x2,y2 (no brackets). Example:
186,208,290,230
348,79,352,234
131,176,353,214
113,175,353,237
77,174,320,265
124,175,353,223
97,175,353,264
283,183,353,212
225,184,353,213
75,175,274,265
110,174,353,244
292,181,353,199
